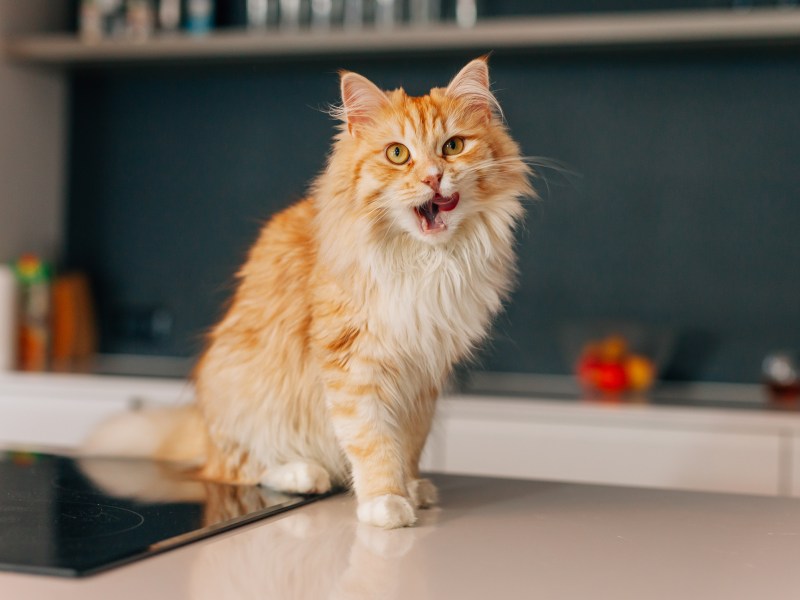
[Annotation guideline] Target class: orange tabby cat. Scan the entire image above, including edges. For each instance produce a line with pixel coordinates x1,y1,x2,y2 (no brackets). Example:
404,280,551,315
85,57,532,528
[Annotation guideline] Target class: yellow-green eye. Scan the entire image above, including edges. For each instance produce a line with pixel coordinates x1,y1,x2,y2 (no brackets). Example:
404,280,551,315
386,143,410,165
443,137,465,156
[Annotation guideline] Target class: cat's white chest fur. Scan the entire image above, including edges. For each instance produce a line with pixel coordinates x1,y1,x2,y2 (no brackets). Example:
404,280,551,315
364,222,514,382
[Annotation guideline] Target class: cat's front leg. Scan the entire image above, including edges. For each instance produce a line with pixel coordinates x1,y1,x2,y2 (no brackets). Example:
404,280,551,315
404,386,440,510
326,385,416,529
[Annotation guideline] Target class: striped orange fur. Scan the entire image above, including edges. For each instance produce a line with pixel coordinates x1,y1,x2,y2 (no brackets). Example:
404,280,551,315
86,58,533,529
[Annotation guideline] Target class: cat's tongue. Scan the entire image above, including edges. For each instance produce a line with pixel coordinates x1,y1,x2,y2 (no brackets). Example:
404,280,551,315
433,192,460,212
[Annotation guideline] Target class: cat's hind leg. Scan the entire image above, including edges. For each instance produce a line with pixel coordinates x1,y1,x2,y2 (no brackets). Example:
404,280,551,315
260,461,332,495
408,478,438,509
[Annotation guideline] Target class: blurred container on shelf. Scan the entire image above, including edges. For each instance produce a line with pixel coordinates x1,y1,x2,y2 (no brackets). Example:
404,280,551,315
79,0,127,40
126,0,156,39
0,265,18,372
343,0,365,28
247,0,280,27
279,0,308,29
456,0,477,28
561,320,674,397
312,0,346,29
186,0,216,34
409,0,440,25
158,0,182,32
374,0,401,28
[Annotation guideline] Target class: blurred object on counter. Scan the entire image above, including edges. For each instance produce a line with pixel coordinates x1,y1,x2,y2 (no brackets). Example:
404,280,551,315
562,321,674,397
127,0,156,39
576,336,655,394
0,265,18,372
186,0,216,34
51,273,98,370
14,255,52,372
158,0,182,32
762,352,800,406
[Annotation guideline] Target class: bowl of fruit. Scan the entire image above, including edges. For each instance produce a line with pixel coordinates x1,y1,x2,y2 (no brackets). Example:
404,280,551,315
561,321,674,396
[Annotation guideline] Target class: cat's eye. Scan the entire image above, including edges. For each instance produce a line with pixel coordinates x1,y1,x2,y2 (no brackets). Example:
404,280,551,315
386,143,410,165
443,137,465,156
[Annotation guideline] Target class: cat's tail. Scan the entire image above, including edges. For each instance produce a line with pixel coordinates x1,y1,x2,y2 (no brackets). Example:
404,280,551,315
81,404,209,466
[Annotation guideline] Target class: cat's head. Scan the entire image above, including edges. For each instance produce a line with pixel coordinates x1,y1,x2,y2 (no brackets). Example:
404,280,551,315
329,57,532,246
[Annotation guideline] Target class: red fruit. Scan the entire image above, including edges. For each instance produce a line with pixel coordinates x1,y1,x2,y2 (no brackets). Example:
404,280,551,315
576,354,603,388
594,362,628,393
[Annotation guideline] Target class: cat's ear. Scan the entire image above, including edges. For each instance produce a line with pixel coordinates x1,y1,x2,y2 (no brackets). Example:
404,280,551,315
445,57,501,121
339,71,390,137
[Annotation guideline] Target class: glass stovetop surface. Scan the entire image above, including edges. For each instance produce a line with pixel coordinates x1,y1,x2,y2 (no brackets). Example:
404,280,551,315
0,451,327,577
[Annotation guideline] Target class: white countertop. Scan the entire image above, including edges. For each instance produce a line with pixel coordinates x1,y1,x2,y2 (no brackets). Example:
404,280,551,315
2,473,800,600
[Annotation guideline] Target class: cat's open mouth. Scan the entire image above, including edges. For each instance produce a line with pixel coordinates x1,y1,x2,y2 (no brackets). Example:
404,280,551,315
414,192,460,234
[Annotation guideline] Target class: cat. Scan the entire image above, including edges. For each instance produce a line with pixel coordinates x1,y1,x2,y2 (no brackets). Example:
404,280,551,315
84,57,532,529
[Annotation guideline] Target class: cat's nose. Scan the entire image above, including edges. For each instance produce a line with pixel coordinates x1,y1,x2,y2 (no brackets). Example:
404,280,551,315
421,172,443,192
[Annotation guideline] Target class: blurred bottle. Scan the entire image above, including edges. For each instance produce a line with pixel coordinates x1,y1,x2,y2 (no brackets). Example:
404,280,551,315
127,0,156,39
410,0,440,25
0,265,17,372
280,0,307,29
51,273,98,371
311,0,333,28
343,0,364,28
247,0,280,27
374,0,400,28
158,0,182,32
186,0,216,34
14,255,52,372
79,0,127,40
456,0,477,27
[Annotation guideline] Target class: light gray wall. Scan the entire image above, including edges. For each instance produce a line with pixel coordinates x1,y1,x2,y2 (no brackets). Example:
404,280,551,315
0,1,68,263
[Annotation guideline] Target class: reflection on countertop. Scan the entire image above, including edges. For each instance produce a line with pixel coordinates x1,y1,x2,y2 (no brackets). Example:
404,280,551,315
4,474,800,599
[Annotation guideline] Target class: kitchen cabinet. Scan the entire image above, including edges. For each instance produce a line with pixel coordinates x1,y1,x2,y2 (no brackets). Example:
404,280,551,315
433,396,788,496
791,434,800,498
0,372,188,448
3,371,800,498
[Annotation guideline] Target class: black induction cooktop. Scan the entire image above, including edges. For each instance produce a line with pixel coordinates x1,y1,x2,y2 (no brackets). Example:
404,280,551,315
0,450,329,577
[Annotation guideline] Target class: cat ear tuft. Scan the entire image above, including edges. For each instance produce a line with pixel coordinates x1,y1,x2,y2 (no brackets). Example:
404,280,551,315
445,57,502,121
338,71,390,136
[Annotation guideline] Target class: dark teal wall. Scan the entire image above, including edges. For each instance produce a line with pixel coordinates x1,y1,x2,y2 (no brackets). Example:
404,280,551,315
67,46,800,383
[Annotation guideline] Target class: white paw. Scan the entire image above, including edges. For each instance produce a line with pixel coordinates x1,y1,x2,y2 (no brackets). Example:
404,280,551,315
357,494,416,529
260,461,332,495
408,478,439,509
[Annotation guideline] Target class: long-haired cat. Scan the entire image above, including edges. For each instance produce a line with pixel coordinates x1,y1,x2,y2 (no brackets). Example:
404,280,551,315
85,57,532,528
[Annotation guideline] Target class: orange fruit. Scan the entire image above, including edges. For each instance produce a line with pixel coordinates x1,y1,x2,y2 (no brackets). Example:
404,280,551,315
625,355,656,391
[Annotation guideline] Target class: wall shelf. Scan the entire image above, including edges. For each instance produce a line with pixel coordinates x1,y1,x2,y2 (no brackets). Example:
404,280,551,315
5,8,800,68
